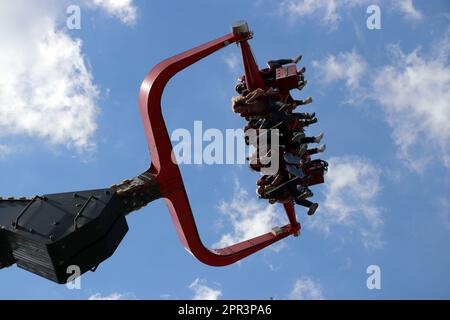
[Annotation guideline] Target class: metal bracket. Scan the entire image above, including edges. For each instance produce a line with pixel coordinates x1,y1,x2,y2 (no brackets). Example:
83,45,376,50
74,195,98,230
12,195,46,229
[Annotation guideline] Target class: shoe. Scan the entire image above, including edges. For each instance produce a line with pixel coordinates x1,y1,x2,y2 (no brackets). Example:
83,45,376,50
314,133,324,143
307,203,319,216
298,80,308,90
293,55,302,64
302,96,313,105
298,66,306,74
310,117,318,124
308,112,316,119
317,144,326,153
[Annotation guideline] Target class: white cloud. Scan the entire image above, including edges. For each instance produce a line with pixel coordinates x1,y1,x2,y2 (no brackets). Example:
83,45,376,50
313,50,367,91
394,0,423,20
371,40,450,171
0,1,139,156
189,278,222,300
222,52,241,73
88,292,136,300
289,277,324,300
86,0,137,25
311,156,384,248
280,0,363,27
279,0,422,28
313,31,450,171
214,179,286,248
0,1,99,153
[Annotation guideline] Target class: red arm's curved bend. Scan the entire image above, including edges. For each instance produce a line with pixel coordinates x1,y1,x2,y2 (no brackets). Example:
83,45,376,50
138,31,299,266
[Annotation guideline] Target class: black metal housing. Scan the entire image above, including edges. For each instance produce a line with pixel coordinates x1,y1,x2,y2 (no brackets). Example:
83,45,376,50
0,189,128,284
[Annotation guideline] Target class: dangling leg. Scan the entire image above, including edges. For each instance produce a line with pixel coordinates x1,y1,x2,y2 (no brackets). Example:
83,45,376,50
299,117,318,128
294,97,313,106
295,199,319,216
287,180,313,203
291,112,316,120
292,132,324,144
287,97,313,112
307,144,327,155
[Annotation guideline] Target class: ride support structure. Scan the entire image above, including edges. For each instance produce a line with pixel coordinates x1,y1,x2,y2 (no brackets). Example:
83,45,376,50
138,21,301,267
0,21,303,284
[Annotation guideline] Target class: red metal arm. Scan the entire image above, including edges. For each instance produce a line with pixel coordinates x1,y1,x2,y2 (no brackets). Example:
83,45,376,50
139,28,300,266
239,40,266,91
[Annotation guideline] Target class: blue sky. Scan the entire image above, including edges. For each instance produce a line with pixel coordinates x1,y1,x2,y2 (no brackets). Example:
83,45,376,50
0,0,450,299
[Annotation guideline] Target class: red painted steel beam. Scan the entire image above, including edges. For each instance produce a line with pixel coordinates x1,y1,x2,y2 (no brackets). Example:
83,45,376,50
239,40,266,91
139,25,299,266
